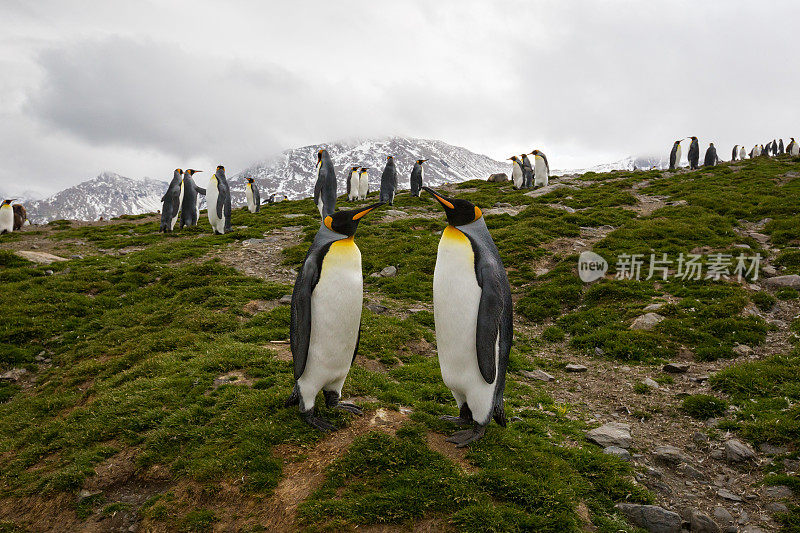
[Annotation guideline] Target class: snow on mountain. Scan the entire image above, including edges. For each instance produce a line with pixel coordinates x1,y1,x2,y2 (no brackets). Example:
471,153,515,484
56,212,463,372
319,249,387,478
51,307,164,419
26,172,168,223
231,136,507,203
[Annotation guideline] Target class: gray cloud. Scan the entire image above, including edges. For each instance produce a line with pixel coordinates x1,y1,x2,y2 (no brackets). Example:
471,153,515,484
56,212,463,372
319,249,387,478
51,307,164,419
1,0,799,196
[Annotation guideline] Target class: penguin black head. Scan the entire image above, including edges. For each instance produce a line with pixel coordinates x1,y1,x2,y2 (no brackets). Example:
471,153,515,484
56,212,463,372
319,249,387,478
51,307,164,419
2,199,15,206
323,202,384,237
423,187,482,227
417,159,427,165
175,168,183,174
246,177,254,184
317,150,325,163
530,149,543,156
506,156,519,162
351,166,359,172
186,169,202,176
359,167,369,173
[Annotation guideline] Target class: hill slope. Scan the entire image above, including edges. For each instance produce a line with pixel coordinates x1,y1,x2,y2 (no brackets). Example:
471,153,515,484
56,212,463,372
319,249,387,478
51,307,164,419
1,156,798,532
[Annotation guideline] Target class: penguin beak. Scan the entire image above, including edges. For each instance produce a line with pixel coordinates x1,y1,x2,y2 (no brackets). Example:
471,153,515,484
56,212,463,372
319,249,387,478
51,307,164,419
352,202,385,221
423,187,454,209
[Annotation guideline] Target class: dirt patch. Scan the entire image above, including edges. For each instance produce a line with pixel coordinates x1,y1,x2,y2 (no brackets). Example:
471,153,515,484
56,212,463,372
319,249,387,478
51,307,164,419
425,432,476,474
210,228,303,284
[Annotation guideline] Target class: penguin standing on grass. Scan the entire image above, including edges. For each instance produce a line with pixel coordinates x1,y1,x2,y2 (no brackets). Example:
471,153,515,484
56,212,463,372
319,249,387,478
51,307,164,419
12,204,27,231
739,145,747,160
379,156,397,205
779,139,785,154
347,166,360,201
180,169,205,228
669,140,682,170
410,159,427,197
357,167,369,200
160,168,184,233
771,140,778,157
286,201,385,430
424,186,512,448
0,199,15,234
530,150,550,187
314,149,337,217
688,137,700,169
207,165,232,234
731,145,739,161
788,138,799,156
508,156,524,189
704,143,719,167
520,153,534,188
245,177,261,213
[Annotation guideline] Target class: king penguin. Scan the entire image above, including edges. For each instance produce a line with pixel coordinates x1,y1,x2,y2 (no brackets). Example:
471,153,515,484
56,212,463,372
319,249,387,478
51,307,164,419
410,159,427,197
688,137,700,169
704,143,719,167
346,166,360,201
12,204,27,231
245,177,261,213
530,150,550,187
207,165,232,234
731,145,739,161
357,167,369,200
180,169,205,228
314,149,337,218
423,186,513,447
0,199,15,234
379,156,397,205
669,140,682,170
752,144,762,158
286,201,385,430
520,153,534,188
739,145,747,160
771,140,778,157
778,139,785,155
160,168,184,233
788,138,799,156
508,156,524,189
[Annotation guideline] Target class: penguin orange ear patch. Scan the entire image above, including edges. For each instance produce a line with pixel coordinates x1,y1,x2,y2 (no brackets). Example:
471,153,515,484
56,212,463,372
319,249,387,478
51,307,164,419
474,206,483,220
324,216,333,230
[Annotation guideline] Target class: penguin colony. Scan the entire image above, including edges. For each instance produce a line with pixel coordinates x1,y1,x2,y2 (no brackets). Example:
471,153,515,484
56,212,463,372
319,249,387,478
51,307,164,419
506,150,550,190
668,136,798,167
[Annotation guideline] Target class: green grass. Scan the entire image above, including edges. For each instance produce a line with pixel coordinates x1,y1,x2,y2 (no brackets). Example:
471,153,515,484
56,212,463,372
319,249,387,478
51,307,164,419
679,394,728,419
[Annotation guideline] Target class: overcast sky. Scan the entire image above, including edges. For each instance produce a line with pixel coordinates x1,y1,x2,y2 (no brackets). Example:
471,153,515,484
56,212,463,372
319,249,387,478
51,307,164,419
1,0,797,197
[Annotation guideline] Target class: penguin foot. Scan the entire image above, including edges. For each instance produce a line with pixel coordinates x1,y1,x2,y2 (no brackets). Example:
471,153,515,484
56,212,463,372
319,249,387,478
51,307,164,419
302,411,337,432
439,415,472,426
335,402,362,415
446,425,486,448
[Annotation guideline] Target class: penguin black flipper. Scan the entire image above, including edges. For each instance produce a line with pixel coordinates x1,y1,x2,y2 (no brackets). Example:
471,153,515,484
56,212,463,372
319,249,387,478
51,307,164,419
290,239,333,380
352,326,361,365
253,184,261,212
195,186,206,195
541,153,550,174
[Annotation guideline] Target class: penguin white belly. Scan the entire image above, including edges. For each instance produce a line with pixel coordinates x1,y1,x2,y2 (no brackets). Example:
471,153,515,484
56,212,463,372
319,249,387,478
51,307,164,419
358,176,368,199
246,185,256,213
533,157,549,187
792,144,800,156
0,206,13,233
433,226,495,425
740,147,746,160
207,179,224,233
511,164,523,188
675,147,682,166
297,238,363,411
170,183,184,230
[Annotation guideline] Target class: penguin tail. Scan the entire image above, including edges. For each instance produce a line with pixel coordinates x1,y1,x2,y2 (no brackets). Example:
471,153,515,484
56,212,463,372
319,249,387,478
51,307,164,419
285,383,300,408
493,399,507,427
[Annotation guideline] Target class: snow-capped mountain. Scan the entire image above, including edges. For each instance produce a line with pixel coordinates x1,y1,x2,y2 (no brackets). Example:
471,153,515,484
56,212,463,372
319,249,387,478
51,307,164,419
26,172,168,223
231,137,507,202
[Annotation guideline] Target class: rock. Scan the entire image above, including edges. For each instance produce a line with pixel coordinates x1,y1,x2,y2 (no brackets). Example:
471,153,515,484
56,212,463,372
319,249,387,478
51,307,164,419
494,202,513,208
77,489,101,502
282,213,305,218
603,446,631,461
487,173,508,183
692,432,709,444
732,344,753,356
615,503,681,533
643,302,664,312
242,238,266,245
44,270,54,276
724,439,756,462
690,510,721,533
70,254,84,260
630,313,664,330
761,265,778,276
733,243,751,249
691,375,710,383
737,510,749,524
382,209,406,217
521,369,555,382
379,266,397,277
767,502,789,513
365,302,389,314
524,182,579,198
749,232,769,243
586,422,633,449
15,250,68,264
710,449,725,460
663,363,690,373
278,294,292,304
594,347,605,356
716,489,742,502
653,445,687,464
0,368,28,381
565,364,588,372
678,464,706,481
759,443,788,455
740,527,764,533
763,485,793,499
643,377,660,389
712,507,734,528
764,274,800,289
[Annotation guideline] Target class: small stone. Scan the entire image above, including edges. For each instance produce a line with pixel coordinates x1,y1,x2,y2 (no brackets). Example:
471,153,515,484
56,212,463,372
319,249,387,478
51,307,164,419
740,527,764,533
15,250,68,264
692,431,709,444
710,449,725,460
494,202,512,208
70,254,84,259
45,270,54,276
678,464,706,481
643,377,660,389
565,364,588,372
766,502,789,513
0,368,28,381
653,445,687,464
586,422,632,449
242,238,266,245
643,302,664,312
759,443,788,455
749,232,769,243
716,489,742,502
382,209,406,217
691,375,710,383
732,344,753,356
365,303,389,314
379,266,397,277
282,213,305,218
603,446,631,461
521,369,555,382
278,294,292,304
724,439,756,462
764,274,800,289
594,347,605,356
690,510,721,533
733,243,751,249
77,489,101,502
712,507,734,528
764,485,793,499
737,510,749,524
761,265,778,276
630,312,665,331
663,363,690,373
615,503,681,533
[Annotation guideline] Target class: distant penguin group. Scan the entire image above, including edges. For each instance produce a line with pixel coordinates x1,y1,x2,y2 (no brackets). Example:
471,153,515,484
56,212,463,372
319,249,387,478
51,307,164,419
506,150,549,189
669,134,797,168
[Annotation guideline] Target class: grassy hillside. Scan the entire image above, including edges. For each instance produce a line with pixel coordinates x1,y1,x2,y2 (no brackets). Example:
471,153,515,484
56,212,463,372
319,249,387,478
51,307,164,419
1,155,799,532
